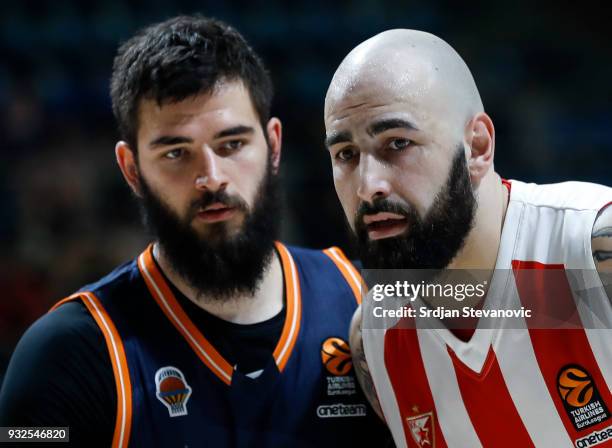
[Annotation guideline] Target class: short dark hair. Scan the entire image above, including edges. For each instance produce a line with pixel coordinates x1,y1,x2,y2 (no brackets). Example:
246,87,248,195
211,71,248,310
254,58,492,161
110,15,273,151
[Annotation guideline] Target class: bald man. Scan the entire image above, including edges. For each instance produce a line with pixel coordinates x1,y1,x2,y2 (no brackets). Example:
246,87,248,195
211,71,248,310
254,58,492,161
324,30,612,448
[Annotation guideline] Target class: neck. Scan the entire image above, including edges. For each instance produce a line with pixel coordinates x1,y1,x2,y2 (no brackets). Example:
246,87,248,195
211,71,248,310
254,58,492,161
448,170,509,270
153,243,284,324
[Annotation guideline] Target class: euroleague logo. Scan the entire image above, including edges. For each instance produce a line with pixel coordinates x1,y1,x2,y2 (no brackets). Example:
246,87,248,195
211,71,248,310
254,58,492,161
559,366,595,408
557,364,610,431
321,337,353,376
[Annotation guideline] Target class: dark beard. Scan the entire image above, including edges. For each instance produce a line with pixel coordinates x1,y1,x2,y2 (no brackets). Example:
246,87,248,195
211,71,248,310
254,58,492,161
353,145,476,270
138,156,280,300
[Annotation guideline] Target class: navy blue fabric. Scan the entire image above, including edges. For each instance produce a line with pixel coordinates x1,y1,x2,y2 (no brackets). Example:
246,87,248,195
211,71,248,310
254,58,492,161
79,246,388,447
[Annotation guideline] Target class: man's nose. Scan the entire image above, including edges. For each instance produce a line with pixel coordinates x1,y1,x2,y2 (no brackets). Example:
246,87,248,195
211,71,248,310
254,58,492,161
194,146,228,192
356,153,391,204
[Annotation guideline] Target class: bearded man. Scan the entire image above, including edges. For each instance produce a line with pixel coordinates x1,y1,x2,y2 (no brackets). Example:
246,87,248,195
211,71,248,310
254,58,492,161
0,16,389,447
324,29,612,448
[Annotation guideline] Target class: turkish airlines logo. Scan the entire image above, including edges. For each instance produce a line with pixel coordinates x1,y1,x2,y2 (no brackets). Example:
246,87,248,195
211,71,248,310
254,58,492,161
406,411,435,447
557,364,610,431
321,337,353,376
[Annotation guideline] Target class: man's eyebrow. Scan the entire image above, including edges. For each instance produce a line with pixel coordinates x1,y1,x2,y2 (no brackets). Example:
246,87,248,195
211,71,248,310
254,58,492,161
213,125,255,139
148,135,193,149
325,130,353,149
147,126,255,149
367,118,418,136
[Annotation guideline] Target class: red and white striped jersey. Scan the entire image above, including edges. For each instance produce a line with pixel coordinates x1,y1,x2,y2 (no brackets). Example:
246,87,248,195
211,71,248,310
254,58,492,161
363,180,612,448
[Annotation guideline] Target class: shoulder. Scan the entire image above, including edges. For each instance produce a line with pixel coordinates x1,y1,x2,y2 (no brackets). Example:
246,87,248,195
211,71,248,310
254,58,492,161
14,300,103,358
282,243,361,285
509,180,612,212
593,203,612,238
282,243,357,271
280,243,363,306
1,300,109,387
79,257,141,296
280,244,330,261
592,203,612,278
0,300,114,427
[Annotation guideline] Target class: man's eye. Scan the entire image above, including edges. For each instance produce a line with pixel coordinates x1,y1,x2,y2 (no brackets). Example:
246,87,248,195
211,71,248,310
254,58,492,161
336,148,357,162
164,148,184,159
220,140,244,152
388,138,411,151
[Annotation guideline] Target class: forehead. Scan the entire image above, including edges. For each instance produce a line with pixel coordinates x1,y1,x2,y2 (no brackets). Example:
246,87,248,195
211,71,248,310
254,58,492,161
137,81,259,139
325,60,442,132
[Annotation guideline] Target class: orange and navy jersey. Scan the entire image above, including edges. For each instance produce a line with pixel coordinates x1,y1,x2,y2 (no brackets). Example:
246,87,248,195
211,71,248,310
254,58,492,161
53,242,388,447
363,180,612,448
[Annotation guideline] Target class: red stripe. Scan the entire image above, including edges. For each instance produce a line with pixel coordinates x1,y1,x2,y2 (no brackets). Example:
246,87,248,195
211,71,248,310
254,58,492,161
502,178,512,194
385,325,448,448
512,260,582,329
450,346,534,447
512,260,612,442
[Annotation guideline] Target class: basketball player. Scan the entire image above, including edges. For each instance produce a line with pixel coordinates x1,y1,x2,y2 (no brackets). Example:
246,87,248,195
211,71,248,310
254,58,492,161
0,16,390,447
324,30,612,447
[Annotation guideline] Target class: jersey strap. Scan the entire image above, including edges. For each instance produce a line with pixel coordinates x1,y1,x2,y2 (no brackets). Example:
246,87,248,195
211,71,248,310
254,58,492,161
50,292,132,448
322,246,365,304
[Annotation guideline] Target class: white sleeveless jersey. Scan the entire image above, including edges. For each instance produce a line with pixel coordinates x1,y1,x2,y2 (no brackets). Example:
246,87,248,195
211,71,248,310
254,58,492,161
362,180,612,448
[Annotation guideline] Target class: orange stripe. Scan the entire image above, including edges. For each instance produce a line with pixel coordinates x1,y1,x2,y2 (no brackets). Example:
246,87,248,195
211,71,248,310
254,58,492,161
81,293,133,448
273,242,302,371
50,293,132,448
138,242,301,380
138,245,233,385
323,247,365,304
49,293,82,312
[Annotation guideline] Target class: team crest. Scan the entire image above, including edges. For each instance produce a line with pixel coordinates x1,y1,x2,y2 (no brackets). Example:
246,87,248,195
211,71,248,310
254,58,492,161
406,411,435,447
155,366,193,417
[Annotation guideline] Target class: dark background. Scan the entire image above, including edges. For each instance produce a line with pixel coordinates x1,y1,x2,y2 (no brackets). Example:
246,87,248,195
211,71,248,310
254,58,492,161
1,0,610,380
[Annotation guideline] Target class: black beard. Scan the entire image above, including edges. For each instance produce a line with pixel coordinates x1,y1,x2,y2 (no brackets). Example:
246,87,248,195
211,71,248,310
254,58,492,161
353,145,476,270
138,156,281,300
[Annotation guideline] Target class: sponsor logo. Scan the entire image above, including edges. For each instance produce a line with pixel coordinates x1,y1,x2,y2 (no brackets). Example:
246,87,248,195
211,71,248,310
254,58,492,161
574,425,612,448
155,366,192,417
557,364,610,431
406,411,435,447
321,337,353,376
321,337,356,396
326,375,356,396
316,403,367,418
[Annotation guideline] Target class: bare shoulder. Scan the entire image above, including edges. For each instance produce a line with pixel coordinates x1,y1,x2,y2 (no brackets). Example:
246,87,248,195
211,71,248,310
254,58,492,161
350,306,385,421
592,203,612,297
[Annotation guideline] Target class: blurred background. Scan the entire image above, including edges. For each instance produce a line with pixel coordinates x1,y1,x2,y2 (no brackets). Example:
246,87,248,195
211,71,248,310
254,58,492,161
0,0,610,380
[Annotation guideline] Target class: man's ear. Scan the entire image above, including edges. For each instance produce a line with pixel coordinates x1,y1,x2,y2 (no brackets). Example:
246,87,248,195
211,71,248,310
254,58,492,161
465,112,495,182
266,117,282,174
115,141,142,196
